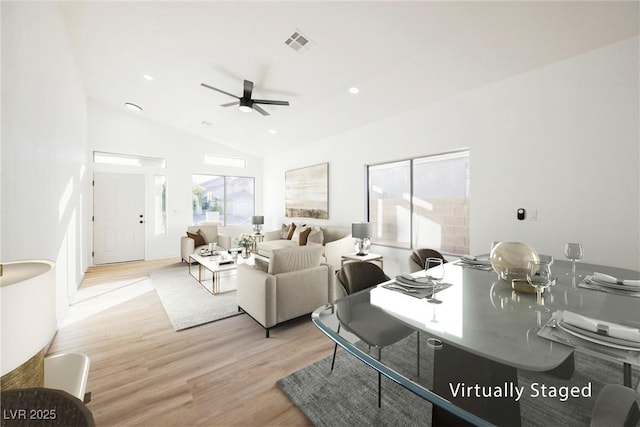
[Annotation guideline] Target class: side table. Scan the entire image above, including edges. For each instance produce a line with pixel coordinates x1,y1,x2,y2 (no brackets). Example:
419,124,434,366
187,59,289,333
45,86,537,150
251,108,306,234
341,253,384,270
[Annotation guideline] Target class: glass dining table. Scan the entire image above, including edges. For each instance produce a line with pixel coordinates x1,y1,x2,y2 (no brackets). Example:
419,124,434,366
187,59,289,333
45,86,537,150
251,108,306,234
312,258,640,426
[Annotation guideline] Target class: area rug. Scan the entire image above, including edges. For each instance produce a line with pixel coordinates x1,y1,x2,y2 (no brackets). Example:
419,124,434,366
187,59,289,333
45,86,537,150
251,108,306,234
150,265,243,331
277,333,639,427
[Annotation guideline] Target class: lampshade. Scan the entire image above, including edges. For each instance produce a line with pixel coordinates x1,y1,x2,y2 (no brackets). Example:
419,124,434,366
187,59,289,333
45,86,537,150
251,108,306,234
252,216,264,225
352,222,372,239
1,260,56,377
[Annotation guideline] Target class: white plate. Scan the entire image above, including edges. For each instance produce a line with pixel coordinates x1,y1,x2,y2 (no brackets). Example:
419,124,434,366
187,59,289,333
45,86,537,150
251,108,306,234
557,321,640,351
393,278,435,289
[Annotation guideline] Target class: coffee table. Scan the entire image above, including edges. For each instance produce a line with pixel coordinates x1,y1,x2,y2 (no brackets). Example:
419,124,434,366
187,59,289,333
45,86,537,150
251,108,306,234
188,252,255,294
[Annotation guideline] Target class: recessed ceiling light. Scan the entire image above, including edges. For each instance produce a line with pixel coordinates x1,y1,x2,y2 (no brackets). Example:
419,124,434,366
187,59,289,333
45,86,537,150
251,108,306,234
269,129,277,134
125,102,143,112
143,74,154,81
349,87,359,94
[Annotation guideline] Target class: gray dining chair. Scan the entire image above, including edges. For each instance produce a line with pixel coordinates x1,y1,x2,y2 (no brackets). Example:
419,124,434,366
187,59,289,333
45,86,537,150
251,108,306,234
332,261,417,407
409,248,448,273
590,383,639,427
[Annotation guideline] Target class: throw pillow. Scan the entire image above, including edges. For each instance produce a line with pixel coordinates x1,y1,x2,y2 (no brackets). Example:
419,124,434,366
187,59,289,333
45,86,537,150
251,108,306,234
280,224,291,239
291,225,309,245
298,227,312,245
307,227,324,245
254,258,269,273
187,230,206,247
287,223,297,240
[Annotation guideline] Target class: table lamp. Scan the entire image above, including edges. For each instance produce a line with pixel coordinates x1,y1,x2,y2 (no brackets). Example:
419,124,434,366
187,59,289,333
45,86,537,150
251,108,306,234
252,215,264,235
352,222,372,256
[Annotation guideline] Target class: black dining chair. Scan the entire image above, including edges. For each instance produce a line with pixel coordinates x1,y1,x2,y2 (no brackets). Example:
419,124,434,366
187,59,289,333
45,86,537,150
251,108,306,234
332,261,417,407
409,248,448,273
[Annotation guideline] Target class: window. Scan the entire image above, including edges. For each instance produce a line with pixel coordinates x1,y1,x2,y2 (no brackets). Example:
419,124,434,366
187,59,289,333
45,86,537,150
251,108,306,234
204,154,246,168
368,160,411,248
154,175,167,235
192,175,254,225
93,151,167,168
367,150,470,255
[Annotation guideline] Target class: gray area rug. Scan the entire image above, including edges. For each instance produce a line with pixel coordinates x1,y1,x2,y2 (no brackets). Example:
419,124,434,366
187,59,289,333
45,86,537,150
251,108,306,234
150,265,242,331
277,332,639,426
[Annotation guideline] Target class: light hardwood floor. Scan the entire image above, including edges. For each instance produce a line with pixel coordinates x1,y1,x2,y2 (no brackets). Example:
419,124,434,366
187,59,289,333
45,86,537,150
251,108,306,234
48,258,335,426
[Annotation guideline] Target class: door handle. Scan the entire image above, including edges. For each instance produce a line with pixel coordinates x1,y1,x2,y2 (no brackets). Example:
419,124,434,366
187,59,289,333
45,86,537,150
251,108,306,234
139,220,144,224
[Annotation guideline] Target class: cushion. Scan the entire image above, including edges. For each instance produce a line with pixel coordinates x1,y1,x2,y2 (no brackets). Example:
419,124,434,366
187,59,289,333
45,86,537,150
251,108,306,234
254,258,269,273
298,227,312,245
291,225,309,245
257,239,298,258
268,245,324,275
287,223,297,240
280,224,291,239
307,227,324,245
187,231,207,247
197,226,218,243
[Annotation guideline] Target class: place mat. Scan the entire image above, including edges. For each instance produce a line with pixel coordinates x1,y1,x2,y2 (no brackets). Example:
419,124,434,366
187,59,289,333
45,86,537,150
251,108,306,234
382,282,452,299
537,311,640,366
453,256,493,271
579,276,640,298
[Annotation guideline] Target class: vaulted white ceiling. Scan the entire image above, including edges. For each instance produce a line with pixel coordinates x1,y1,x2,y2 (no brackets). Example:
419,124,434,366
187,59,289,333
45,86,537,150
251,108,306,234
58,1,639,156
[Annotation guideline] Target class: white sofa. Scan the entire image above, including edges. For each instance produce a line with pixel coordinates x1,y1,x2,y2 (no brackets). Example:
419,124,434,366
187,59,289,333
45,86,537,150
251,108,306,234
256,225,352,270
236,245,336,337
180,224,231,262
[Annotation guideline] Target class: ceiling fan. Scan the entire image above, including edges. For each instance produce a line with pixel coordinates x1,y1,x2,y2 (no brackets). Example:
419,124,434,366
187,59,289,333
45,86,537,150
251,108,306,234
200,79,289,116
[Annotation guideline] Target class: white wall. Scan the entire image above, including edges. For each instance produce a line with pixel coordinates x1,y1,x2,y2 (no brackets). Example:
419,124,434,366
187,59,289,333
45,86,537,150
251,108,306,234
264,36,640,272
88,101,263,261
1,2,91,324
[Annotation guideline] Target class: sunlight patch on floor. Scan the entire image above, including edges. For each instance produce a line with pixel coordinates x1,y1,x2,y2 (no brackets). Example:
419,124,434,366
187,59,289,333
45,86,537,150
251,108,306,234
61,276,155,328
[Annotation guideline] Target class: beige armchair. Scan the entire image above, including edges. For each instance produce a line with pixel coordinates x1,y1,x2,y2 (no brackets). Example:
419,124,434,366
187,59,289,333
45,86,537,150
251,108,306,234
236,245,335,338
180,224,231,262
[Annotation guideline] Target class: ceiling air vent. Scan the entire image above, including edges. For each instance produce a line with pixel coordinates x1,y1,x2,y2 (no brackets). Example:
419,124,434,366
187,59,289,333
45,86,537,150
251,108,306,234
285,30,313,53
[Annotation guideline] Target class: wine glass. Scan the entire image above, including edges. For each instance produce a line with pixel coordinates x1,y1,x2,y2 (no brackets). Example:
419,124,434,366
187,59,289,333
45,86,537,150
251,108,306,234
564,242,583,279
425,257,444,304
527,261,553,307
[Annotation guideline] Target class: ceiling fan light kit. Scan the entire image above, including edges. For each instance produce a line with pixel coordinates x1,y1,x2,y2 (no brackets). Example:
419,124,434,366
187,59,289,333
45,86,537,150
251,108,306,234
201,79,289,116
238,98,253,113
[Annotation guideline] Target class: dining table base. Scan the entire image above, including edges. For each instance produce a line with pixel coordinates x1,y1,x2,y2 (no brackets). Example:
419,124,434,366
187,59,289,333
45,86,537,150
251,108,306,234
432,343,577,426
433,344,522,426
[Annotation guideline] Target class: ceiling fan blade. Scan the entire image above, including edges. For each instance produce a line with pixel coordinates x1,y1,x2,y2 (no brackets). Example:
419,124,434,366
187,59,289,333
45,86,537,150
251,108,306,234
252,104,270,116
243,80,254,100
220,101,240,107
201,83,239,99
252,99,290,106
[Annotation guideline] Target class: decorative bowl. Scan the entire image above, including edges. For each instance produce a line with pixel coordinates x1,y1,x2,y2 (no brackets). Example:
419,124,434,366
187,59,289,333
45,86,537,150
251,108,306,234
489,241,540,281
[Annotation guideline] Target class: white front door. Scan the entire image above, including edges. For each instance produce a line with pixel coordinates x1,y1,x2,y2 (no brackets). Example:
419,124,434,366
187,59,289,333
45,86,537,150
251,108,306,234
93,172,145,264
